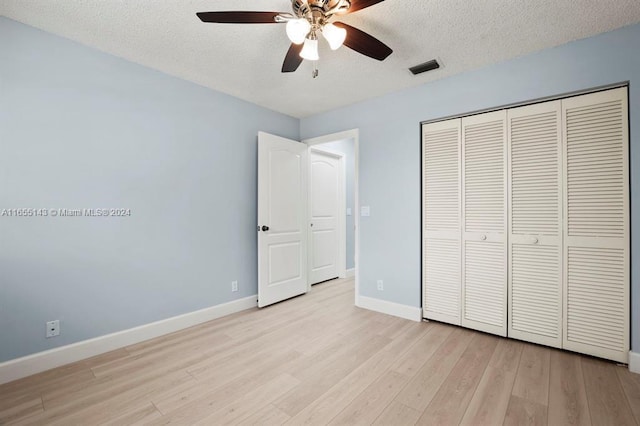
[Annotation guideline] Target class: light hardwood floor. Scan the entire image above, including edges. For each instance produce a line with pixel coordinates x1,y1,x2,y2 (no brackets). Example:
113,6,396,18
1,277,639,425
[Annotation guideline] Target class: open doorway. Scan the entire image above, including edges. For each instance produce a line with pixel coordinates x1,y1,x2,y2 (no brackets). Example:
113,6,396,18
304,130,359,303
256,130,358,308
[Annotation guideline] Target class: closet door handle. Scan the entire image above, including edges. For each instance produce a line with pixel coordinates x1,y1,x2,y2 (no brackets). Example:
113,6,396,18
480,235,487,241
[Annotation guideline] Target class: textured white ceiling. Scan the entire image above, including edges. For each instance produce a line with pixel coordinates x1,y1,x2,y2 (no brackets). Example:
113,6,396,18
2,0,640,118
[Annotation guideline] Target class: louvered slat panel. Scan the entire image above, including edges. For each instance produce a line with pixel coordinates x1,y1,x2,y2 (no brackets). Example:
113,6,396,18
563,87,629,363
507,101,562,348
422,119,461,325
461,111,507,336
424,239,460,320
511,244,560,339
424,127,460,231
566,99,625,237
511,111,559,235
464,120,505,232
566,247,625,351
464,241,505,327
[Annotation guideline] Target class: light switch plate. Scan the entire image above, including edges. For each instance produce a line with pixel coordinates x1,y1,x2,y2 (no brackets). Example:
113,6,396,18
361,206,371,217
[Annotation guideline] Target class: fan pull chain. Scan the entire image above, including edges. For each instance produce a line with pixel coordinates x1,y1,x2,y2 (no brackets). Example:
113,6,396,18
312,61,319,78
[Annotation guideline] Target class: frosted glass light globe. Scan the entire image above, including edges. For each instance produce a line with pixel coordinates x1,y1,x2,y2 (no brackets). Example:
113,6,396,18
286,19,311,45
300,37,319,61
323,23,347,50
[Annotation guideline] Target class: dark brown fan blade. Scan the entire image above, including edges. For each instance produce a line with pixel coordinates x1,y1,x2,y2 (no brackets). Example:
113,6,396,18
333,22,392,61
282,44,304,73
346,0,385,13
196,11,285,24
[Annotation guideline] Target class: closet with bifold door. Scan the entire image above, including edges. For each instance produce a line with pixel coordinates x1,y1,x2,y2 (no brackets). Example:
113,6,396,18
421,86,630,363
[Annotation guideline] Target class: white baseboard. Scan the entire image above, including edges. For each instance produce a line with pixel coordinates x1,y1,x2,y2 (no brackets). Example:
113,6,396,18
346,268,355,278
630,351,640,374
0,295,258,385
356,295,421,322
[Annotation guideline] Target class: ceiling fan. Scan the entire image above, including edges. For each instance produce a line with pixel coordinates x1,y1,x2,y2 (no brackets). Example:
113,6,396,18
196,0,392,77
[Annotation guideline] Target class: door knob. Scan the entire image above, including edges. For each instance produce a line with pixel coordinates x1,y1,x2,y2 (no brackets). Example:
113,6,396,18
262,225,270,232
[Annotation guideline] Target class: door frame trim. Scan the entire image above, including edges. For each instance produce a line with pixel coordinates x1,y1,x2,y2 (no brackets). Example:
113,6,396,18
303,129,359,306
308,147,347,286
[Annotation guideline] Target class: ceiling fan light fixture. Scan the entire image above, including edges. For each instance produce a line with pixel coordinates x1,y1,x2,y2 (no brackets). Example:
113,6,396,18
196,0,393,76
322,23,347,50
286,18,311,44
300,36,319,61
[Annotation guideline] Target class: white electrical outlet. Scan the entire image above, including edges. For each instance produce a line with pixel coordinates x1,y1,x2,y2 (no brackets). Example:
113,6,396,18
46,320,60,338
377,280,384,291
231,281,238,292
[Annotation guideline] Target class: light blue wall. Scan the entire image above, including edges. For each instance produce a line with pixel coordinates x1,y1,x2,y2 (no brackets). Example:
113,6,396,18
314,138,355,270
0,18,299,362
301,23,640,352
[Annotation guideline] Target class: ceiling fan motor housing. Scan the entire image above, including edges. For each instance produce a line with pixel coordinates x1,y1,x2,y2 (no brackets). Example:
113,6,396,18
292,0,351,19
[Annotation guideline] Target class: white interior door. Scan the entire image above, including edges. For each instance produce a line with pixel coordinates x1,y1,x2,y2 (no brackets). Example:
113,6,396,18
258,132,308,308
507,100,563,348
461,110,508,336
308,148,344,285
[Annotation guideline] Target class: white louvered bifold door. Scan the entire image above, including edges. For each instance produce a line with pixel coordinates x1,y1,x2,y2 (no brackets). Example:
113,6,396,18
422,118,462,325
507,101,563,348
461,111,508,336
562,87,630,363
